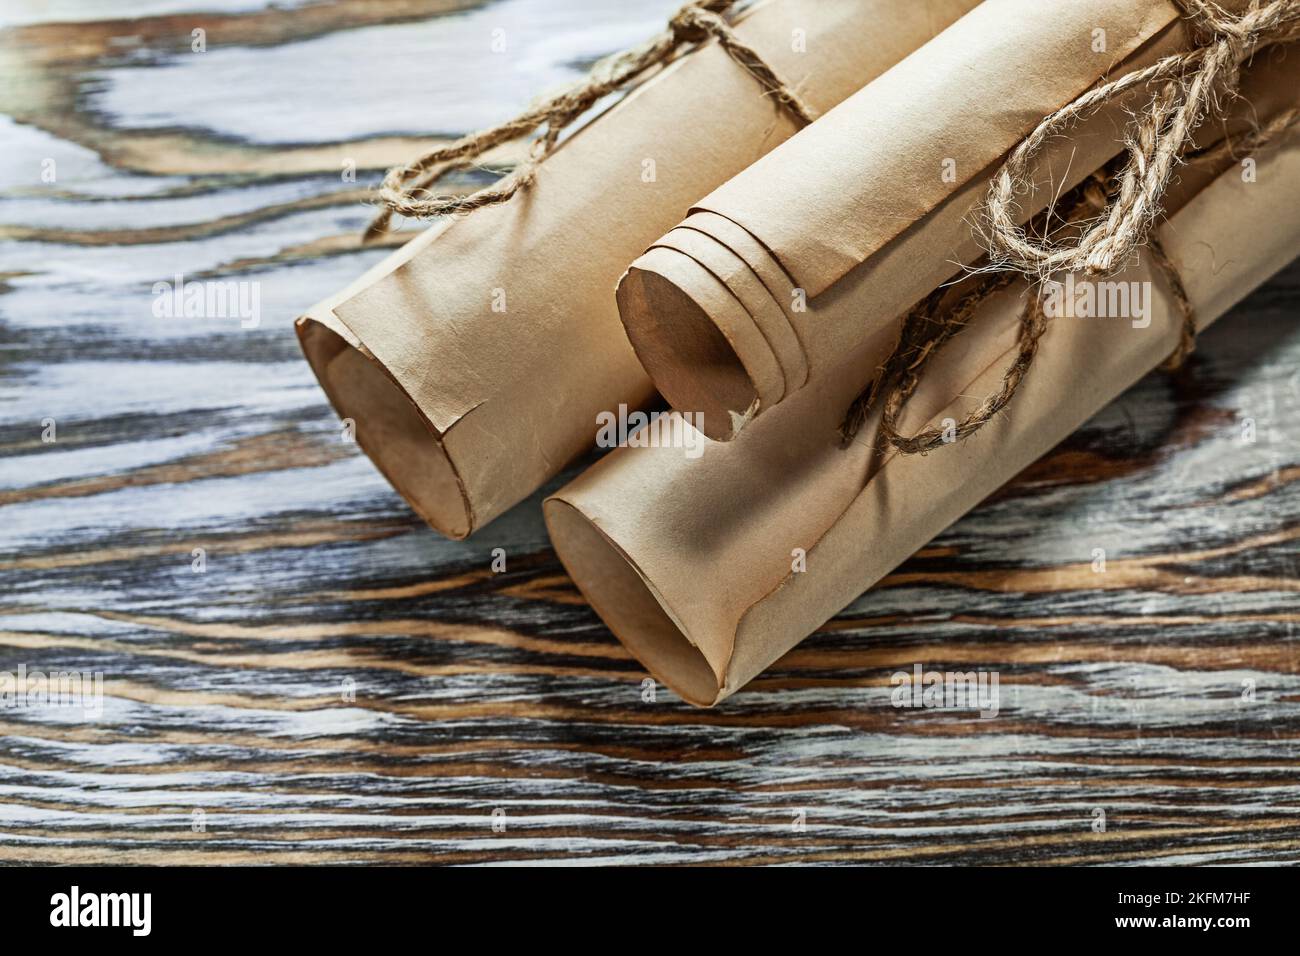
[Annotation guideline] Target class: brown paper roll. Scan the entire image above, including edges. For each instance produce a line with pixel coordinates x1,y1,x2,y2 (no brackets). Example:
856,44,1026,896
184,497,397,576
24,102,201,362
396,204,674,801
295,0,981,538
616,0,1257,440
548,88,1300,704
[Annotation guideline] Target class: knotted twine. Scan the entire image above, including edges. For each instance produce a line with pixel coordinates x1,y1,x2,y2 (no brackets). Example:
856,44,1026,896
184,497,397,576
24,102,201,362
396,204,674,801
363,0,815,242
840,171,1112,450
842,0,1300,452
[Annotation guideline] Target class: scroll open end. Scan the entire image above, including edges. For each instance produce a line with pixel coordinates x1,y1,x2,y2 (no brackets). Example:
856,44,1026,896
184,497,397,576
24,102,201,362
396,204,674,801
617,260,759,442
296,314,474,539
545,498,726,707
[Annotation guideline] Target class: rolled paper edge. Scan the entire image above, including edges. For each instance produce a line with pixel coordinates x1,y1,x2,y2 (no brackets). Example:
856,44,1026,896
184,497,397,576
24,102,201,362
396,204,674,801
620,217,810,440
543,496,728,707
679,210,808,389
295,308,477,540
617,246,780,441
651,227,807,399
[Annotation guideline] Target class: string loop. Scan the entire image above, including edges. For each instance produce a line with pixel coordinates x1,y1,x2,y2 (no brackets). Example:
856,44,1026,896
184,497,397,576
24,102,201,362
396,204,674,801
364,1,815,242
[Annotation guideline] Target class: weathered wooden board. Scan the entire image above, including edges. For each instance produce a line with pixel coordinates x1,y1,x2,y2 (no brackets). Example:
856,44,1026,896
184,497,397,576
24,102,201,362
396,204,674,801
0,0,1297,866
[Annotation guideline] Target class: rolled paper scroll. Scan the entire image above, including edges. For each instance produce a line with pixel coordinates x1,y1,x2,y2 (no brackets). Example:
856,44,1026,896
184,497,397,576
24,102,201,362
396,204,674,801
616,0,1262,440
547,70,1300,705
295,0,980,538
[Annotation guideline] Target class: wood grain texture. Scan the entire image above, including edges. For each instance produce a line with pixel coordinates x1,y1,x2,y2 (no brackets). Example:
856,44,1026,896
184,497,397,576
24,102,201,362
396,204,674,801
1,0,1298,866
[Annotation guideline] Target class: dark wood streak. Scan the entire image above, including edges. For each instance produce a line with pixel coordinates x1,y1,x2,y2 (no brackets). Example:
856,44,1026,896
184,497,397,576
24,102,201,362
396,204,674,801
0,0,1297,866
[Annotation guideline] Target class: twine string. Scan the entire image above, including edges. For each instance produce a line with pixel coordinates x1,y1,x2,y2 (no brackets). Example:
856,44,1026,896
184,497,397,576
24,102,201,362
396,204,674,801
981,0,1300,280
840,172,1111,451
364,0,815,242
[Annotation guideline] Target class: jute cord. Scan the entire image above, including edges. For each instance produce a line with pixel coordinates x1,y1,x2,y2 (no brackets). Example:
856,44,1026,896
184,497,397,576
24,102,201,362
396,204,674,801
363,0,815,242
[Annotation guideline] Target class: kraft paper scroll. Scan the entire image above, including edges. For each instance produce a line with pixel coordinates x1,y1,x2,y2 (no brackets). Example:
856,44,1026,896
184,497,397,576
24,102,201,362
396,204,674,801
547,72,1300,705
295,0,980,538
616,0,1261,440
